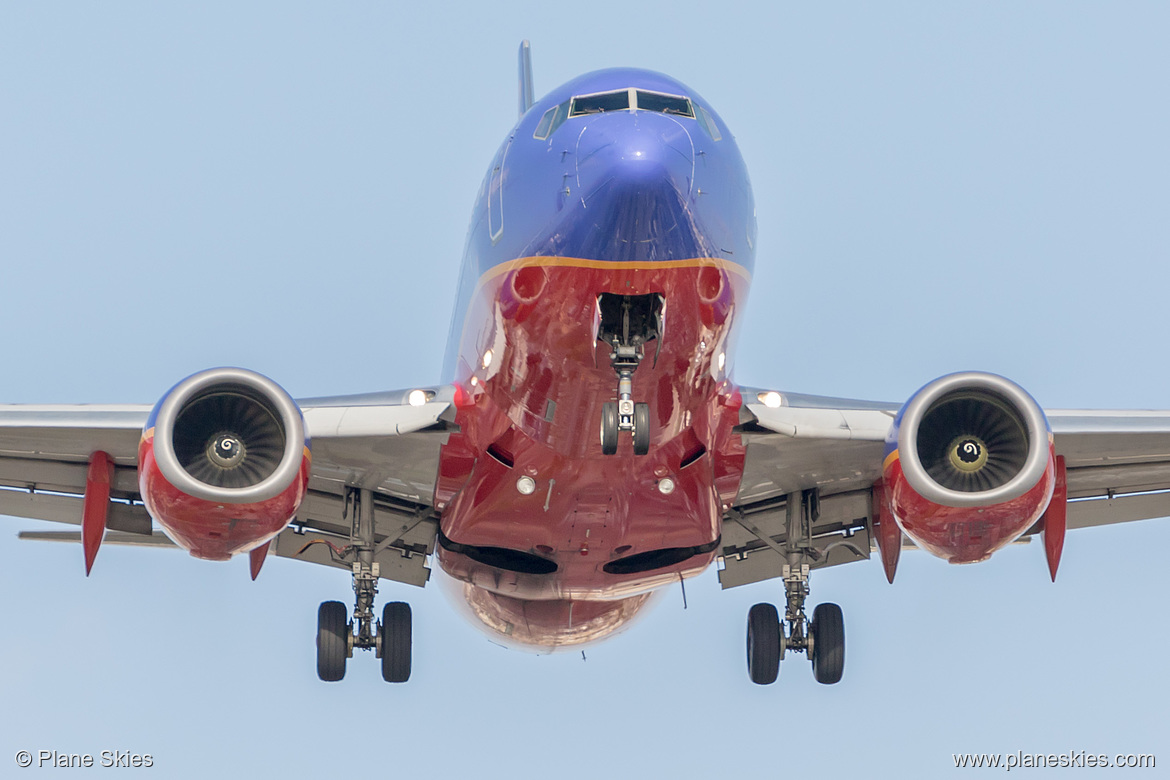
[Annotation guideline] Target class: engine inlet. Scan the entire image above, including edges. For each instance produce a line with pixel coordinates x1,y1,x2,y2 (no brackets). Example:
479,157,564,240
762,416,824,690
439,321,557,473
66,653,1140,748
173,389,287,488
916,391,1029,493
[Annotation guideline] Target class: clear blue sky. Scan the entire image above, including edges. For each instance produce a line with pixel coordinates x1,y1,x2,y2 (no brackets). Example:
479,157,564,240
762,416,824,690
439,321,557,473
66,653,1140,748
2,3,1168,777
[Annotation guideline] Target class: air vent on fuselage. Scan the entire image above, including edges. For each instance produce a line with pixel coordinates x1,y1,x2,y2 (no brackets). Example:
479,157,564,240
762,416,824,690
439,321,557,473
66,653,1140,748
602,538,720,575
487,443,515,469
439,532,557,575
681,443,707,469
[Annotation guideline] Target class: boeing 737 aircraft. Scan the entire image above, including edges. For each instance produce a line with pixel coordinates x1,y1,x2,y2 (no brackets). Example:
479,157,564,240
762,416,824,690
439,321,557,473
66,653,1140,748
4,43,1170,686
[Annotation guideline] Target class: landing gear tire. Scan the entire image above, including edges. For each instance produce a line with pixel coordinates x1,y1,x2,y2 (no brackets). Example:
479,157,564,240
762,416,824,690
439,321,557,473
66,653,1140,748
633,402,650,456
316,601,349,682
600,402,619,455
810,602,845,685
379,602,412,683
746,603,782,685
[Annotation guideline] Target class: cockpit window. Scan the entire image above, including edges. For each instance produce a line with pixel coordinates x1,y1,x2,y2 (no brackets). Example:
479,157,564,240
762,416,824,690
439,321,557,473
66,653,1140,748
533,101,569,140
635,90,694,118
534,88,704,141
695,105,722,141
534,105,557,138
569,90,630,116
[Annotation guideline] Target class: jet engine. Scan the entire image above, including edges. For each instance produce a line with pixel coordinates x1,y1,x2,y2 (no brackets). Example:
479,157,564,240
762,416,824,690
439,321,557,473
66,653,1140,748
882,372,1055,563
138,368,310,561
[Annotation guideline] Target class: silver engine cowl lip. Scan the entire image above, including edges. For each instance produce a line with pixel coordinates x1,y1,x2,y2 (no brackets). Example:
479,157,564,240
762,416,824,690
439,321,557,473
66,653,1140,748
152,368,306,505
897,372,1049,509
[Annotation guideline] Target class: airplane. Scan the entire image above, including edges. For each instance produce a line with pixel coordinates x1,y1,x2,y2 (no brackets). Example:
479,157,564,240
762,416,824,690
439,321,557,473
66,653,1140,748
3,41,1170,686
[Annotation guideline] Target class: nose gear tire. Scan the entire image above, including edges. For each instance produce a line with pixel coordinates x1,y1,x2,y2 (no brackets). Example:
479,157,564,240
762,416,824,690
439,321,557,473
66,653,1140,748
633,402,650,455
601,402,619,455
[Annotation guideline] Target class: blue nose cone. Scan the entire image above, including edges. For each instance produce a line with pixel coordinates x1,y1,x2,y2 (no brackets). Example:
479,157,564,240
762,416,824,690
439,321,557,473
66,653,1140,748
567,112,702,262
575,112,694,200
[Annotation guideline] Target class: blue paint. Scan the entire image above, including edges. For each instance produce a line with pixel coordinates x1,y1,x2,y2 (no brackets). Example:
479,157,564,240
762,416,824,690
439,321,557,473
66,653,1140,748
442,68,757,381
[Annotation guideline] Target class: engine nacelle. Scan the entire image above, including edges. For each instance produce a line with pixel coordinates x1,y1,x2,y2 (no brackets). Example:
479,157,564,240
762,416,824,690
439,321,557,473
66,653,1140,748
138,368,310,561
883,372,1055,564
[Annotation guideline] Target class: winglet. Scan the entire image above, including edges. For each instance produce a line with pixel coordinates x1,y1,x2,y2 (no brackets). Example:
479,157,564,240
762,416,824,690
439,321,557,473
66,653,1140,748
518,40,534,118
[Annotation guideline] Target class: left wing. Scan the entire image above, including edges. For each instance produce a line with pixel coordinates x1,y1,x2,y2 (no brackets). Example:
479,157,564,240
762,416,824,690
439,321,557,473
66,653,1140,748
0,386,458,586
720,387,1170,588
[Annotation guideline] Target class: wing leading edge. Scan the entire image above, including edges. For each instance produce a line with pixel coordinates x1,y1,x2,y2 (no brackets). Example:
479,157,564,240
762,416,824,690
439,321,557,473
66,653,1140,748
6,383,1170,591
720,388,1170,589
0,386,457,586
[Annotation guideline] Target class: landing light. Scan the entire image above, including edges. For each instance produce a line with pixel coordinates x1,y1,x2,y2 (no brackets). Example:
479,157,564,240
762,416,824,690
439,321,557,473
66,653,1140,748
481,349,494,370
657,478,676,495
760,391,783,408
717,352,726,372
408,389,427,407
516,476,537,495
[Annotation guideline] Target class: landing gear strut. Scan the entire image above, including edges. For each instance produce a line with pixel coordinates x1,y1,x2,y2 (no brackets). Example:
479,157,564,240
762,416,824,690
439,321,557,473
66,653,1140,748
597,293,662,456
745,489,845,685
315,488,412,683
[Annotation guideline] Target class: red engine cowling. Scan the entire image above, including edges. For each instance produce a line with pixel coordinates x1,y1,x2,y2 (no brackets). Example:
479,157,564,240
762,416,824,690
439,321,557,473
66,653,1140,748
882,372,1055,564
138,368,310,561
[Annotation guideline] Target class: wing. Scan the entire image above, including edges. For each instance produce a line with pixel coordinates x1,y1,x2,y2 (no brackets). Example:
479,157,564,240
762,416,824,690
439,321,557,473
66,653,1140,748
719,387,1170,589
0,386,457,586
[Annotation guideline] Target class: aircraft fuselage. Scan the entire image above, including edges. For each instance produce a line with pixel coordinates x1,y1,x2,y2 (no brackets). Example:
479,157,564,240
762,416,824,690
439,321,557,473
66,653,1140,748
435,68,758,650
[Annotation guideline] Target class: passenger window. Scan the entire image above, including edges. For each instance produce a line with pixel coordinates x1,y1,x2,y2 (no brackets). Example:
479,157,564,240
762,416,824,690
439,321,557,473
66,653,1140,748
635,91,694,118
488,136,512,244
569,90,630,116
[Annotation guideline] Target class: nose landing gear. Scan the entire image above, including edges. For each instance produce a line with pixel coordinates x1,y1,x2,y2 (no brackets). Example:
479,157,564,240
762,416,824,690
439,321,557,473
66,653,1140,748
600,397,650,456
597,293,662,456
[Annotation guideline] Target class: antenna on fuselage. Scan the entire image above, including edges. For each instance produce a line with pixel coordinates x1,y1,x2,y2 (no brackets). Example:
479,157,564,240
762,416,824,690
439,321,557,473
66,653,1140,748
518,40,534,117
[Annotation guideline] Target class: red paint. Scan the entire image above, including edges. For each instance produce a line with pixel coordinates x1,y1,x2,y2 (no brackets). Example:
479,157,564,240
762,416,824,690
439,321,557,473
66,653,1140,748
436,259,748,645
249,540,271,581
871,479,901,584
82,450,114,576
137,432,310,561
453,584,655,651
1041,455,1068,582
882,445,1056,564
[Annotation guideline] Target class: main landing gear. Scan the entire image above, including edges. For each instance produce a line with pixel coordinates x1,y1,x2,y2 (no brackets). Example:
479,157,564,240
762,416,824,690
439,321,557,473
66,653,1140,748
745,489,845,685
597,293,662,456
316,488,412,683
